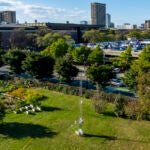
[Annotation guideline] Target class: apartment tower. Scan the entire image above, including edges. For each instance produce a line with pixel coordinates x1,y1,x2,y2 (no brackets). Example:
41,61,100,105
106,13,111,28
0,11,16,24
91,2,106,27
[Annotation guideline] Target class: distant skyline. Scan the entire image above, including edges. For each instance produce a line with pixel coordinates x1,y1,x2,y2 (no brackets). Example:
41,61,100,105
0,0,150,26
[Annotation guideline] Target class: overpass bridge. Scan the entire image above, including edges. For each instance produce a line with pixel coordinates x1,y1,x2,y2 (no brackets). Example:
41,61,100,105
103,49,141,63
103,49,140,57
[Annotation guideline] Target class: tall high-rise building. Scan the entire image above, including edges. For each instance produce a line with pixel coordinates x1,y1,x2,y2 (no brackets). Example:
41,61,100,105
0,11,16,24
91,2,106,27
0,12,2,23
145,20,150,30
106,13,111,28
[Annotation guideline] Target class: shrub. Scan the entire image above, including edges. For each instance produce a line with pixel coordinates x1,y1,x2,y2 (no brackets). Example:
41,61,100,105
62,86,69,94
55,85,63,92
6,88,26,99
0,100,5,124
92,92,108,114
114,94,126,117
93,99,107,114
15,100,27,111
84,90,94,99
140,100,150,120
124,100,142,120
24,91,45,106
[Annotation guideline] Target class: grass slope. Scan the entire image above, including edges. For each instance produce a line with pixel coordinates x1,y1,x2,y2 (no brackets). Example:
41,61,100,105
0,88,150,150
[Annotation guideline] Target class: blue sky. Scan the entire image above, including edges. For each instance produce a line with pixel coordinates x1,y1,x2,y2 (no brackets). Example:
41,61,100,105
0,0,150,26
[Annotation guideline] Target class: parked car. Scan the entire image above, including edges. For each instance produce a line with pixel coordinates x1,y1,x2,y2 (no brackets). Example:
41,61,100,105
110,78,123,87
112,67,120,73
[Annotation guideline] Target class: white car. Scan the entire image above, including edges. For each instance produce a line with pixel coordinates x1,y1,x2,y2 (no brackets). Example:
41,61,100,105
110,78,123,87
112,68,120,73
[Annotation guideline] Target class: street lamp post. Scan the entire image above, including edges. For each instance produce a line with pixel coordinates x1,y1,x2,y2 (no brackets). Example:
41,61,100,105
75,76,85,136
75,55,85,136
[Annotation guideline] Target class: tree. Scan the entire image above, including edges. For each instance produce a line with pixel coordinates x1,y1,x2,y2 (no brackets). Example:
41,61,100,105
9,28,27,49
2,49,26,74
137,72,150,100
55,57,78,83
107,33,115,41
42,32,62,47
36,31,72,50
36,26,51,37
71,46,91,64
122,64,138,90
99,33,107,42
22,52,54,78
110,46,133,70
0,49,6,66
26,33,37,51
86,64,113,91
123,46,150,98
137,46,150,73
41,39,68,58
127,30,141,39
82,29,101,43
87,46,103,65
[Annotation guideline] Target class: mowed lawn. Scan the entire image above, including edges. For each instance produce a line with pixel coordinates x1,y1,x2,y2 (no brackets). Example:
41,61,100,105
0,88,150,150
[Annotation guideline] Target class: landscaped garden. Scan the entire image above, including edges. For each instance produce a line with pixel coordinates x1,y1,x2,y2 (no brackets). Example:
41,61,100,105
0,88,150,150
0,34,149,149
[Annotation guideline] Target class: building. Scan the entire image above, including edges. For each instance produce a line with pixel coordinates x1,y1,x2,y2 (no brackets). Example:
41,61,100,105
0,13,2,23
106,13,111,28
116,23,137,30
110,22,115,28
80,20,88,25
145,20,150,30
0,11,16,24
91,2,106,27
139,23,145,30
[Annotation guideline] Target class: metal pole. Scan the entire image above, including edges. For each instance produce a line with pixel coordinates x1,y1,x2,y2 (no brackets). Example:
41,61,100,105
75,55,85,136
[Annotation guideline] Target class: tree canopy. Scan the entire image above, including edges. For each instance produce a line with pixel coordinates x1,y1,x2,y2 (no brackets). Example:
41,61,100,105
123,46,150,100
87,46,103,65
54,57,78,83
41,39,68,58
22,52,54,78
110,46,133,70
9,28,27,49
2,49,26,74
71,46,91,64
86,64,113,90
82,29,101,43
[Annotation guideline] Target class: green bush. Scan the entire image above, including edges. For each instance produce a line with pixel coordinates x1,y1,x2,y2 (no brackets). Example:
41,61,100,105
55,85,63,92
0,100,5,124
124,100,142,120
93,99,107,114
62,86,69,94
91,92,108,114
114,94,127,117
84,90,94,99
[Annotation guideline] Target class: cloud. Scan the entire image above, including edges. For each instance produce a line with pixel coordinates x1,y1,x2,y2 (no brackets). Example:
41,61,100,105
0,2,11,6
0,0,89,23
0,0,65,20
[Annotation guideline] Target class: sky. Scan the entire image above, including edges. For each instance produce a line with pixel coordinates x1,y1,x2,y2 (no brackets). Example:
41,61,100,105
0,0,150,26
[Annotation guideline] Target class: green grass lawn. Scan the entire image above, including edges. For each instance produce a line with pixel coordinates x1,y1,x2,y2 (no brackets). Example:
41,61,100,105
0,88,150,150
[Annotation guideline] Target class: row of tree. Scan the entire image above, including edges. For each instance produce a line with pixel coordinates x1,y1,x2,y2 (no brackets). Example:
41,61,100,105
1,37,114,90
82,29,150,43
0,27,72,51
2,27,150,51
